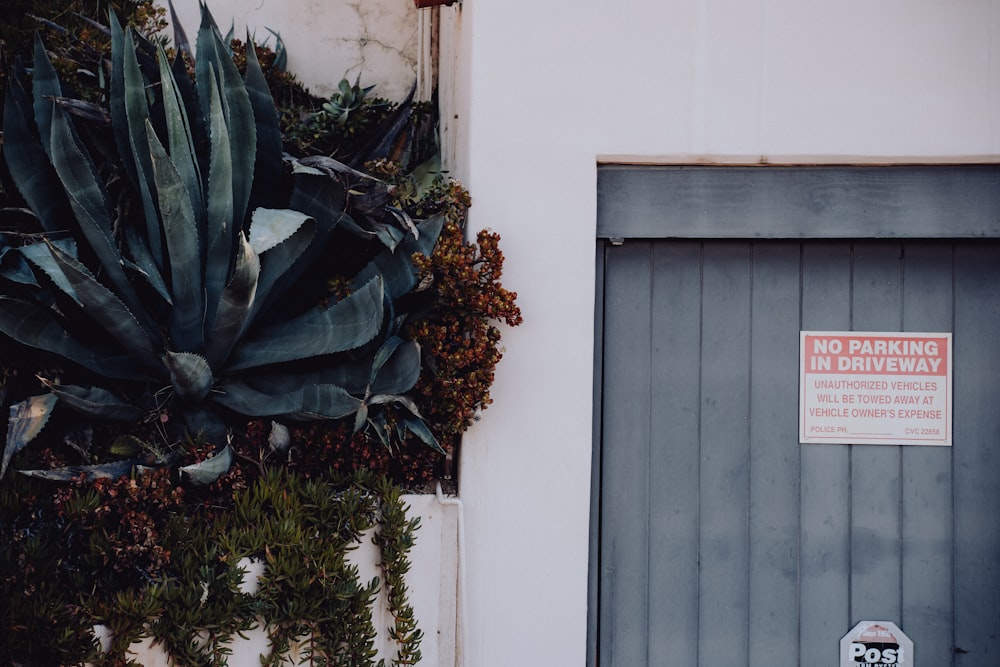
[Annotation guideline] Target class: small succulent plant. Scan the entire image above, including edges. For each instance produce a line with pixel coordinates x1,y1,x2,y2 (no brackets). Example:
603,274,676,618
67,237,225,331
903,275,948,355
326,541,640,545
0,4,442,484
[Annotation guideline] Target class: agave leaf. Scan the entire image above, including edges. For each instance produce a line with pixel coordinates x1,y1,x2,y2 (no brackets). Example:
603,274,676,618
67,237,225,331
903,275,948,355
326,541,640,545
352,402,369,434
248,217,315,327
368,414,391,450
251,171,346,314
349,82,415,168
197,4,255,229
204,65,234,321
157,46,204,236
38,380,144,421
0,297,148,381
167,0,192,60
368,393,424,415
21,459,137,482
266,27,288,71
353,215,444,299
248,208,314,255
31,33,63,158
1,394,58,479
227,276,384,371
122,27,164,268
48,106,144,316
108,8,140,190
370,338,421,396
123,226,172,304
45,242,159,365
244,33,282,210
20,238,80,301
206,233,259,368
402,416,444,454
163,351,214,402
368,217,406,252
296,155,379,182
2,71,72,234
48,96,112,125
170,49,206,158
146,118,204,351
179,444,233,486
0,242,39,286
212,381,362,420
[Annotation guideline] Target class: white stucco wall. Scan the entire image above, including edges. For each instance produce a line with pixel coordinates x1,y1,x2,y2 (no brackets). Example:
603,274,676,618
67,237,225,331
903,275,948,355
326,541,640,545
157,2,1000,665
447,1,1000,666
165,0,420,101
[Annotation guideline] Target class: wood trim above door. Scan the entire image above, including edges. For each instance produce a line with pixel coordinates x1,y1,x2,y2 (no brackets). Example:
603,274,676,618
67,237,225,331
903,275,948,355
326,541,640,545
597,165,1000,240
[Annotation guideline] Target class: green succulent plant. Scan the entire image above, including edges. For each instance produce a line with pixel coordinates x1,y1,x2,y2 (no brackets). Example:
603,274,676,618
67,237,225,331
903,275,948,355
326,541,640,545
0,4,442,483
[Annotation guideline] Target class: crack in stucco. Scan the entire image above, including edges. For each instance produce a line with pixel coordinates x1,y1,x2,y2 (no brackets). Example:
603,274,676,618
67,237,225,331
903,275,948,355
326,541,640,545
340,1,417,84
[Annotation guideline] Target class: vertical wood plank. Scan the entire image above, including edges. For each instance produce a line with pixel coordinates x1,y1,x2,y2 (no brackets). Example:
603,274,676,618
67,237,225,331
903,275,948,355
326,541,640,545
647,241,703,665
800,243,852,665
952,243,1000,666
850,242,904,623
599,242,652,666
587,243,607,667
748,242,802,667
900,242,955,667
698,242,752,667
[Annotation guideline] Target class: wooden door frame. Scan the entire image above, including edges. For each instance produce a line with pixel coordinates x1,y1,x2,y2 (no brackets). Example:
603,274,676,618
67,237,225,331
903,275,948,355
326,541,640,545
587,164,1000,666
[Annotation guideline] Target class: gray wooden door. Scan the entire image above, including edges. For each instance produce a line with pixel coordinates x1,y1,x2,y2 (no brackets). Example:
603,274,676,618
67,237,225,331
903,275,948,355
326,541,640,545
590,167,1000,667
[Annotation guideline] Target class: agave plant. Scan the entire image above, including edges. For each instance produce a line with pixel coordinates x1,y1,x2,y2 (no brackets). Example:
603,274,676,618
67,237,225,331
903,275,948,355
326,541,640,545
0,5,442,483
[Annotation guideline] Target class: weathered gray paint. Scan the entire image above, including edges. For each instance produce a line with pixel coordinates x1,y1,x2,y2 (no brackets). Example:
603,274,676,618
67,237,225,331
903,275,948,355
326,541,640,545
591,165,1000,666
596,165,1000,240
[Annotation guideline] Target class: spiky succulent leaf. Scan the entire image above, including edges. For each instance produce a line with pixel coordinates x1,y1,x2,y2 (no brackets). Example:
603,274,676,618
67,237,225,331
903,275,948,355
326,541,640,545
244,32,282,210
20,238,79,301
227,276,384,371
1,394,58,479
108,8,134,180
0,297,147,380
370,338,421,396
179,445,233,486
157,46,204,237
0,241,38,286
45,241,160,366
353,215,444,299
402,416,444,454
31,33,63,159
2,70,71,234
204,65,234,322
248,208,314,255
122,26,164,267
122,230,173,304
48,106,144,316
196,7,256,229
164,351,214,402
146,118,205,351
21,460,138,482
244,209,316,327
212,381,363,420
206,233,259,368
39,380,144,422
253,171,346,315
352,402,369,434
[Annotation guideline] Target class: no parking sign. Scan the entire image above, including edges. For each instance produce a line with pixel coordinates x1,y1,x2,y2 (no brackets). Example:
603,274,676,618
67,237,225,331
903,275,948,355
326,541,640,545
840,621,913,666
